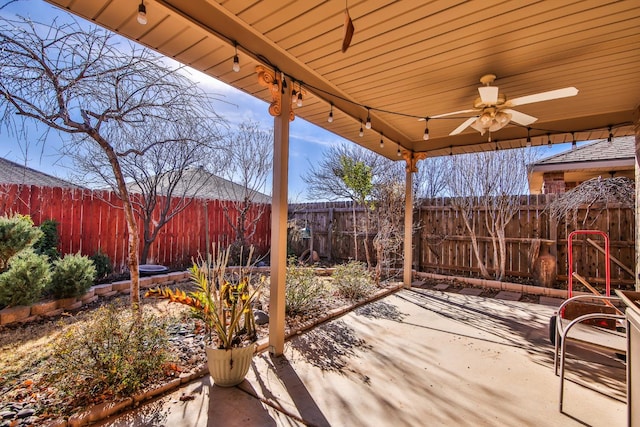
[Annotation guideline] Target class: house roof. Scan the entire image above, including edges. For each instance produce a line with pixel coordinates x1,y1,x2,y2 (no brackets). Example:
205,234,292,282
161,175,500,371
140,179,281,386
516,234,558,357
0,157,81,188
533,136,635,167
528,137,636,194
128,167,271,204
45,1,639,160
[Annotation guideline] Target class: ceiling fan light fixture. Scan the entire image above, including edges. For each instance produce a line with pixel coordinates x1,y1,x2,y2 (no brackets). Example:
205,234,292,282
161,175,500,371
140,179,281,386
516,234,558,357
478,86,499,105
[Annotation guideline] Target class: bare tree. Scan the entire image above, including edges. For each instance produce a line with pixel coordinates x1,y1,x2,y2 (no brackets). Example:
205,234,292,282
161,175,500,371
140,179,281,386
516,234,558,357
415,156,448,200
70,115,226,264
0,16,223,311
445,149,534,281
217,121,272,261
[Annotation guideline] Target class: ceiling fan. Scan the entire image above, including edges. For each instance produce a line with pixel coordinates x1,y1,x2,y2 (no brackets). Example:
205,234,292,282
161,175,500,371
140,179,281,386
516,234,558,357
424,74,578,137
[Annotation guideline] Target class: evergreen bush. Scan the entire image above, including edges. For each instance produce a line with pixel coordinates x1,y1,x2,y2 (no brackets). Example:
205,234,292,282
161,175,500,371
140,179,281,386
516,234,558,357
0,214,43,272
89,249,112,280
49,253,96,299
0,250,51,307
33,219,60,262
331,261,376,301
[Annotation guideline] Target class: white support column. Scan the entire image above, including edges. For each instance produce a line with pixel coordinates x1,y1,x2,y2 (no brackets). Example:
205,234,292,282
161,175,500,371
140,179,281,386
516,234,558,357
401,151,427,288
256,66,293,356
403,166,414,288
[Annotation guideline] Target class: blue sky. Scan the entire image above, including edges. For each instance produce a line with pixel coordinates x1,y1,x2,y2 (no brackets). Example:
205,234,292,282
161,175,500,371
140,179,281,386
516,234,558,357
1,0,580,201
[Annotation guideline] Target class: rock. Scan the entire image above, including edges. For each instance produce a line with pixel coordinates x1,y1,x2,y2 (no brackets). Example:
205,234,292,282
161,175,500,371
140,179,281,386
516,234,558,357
0,411,16,419
253,309,269,325
16,408,35,418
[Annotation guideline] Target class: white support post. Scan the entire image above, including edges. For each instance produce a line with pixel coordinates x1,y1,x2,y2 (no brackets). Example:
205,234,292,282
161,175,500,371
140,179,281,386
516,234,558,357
403,166,414,288
267,82,291,356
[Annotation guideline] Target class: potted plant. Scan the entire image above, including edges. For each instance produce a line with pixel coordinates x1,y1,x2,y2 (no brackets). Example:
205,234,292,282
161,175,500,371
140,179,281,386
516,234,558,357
145,245,264,387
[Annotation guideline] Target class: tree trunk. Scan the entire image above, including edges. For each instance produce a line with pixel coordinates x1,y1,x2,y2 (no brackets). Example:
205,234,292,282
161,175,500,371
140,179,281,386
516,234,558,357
363,209,372,269
90,130,140,313
460,208,490,279
352,203,358,261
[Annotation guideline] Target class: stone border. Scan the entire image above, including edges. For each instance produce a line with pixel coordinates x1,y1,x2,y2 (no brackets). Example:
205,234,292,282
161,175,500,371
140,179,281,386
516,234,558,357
415,271,584,299
0,271,191,326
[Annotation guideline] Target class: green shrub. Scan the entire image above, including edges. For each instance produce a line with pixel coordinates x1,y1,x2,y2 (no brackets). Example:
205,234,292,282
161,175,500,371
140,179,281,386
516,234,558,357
285,257,326,316
49,253,96,298
0,250,51,307
47,304,170,400
33,219,60,261
89,249,112,280
331,261,376,301
0,214,43,272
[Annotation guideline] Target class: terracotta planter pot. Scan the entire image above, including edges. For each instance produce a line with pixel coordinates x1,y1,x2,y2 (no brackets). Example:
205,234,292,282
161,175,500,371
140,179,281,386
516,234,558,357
205,344,256,387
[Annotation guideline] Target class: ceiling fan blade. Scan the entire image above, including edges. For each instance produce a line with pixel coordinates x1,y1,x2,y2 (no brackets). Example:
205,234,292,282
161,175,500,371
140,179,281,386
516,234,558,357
426,109,476,119
450,117,478,135
508,87,578,107
503,109,537,126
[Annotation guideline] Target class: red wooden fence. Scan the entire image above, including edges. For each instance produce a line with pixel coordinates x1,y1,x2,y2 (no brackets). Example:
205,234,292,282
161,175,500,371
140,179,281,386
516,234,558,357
0,184,271,271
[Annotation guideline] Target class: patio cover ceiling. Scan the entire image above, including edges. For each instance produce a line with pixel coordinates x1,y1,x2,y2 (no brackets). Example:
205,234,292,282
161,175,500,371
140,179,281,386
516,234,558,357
45,0,640,160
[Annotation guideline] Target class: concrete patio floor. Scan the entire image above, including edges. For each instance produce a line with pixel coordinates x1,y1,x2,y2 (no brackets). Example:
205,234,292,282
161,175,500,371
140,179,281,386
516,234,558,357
96,288,627,427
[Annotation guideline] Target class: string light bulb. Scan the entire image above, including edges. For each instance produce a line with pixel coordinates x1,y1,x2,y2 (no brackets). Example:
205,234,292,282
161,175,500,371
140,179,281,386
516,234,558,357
232,42,240,72
328,103,334,123
296,84,303,107
291,84,297,106
379,133,384,148
547,133,552,148
423,118,430,141
526,127,531,148
608,126,613,143
359,120,364,137
397,146,402,157
571,132,577,150
449,146,453,156
137,1,147,25
365,109,372,129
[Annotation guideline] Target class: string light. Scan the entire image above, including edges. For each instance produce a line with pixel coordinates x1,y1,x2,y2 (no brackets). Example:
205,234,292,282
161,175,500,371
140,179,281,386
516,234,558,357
232,42,240,72
571,132,576,150
291,80,297,106
328,103,334,123
379,133,384,148
423,118,429,141
137,1,147,25
238,46,629,144
547,133,552,148
296,83,303,107
358,119,364,137
397,145,402,157
449,146,453,156
281,72,287,95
